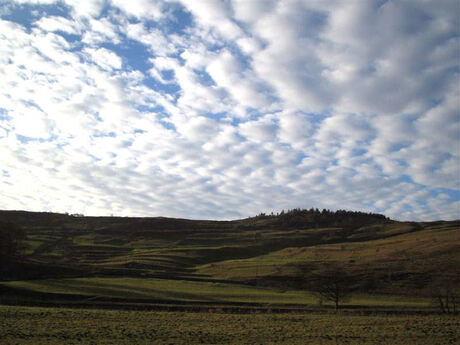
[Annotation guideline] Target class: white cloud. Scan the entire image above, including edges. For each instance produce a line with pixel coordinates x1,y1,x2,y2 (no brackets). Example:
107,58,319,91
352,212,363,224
278,112,312,150
82,17,121,45
83,47,122,70
179,0,242,40
111,0,164,20
206,49,269,110
236,36,262,55
65,0,105,18
13,0,57,4
176,116,219,142
231,0,274,24
125,22,178,56
239,116,277,143
1,0,458,221
35,16,82,35
249,3,333,111
10,107,52,138
13,0,104,17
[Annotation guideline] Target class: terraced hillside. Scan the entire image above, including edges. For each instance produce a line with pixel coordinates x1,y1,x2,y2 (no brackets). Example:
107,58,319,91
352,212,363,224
0,210,459,310
198,221,460,294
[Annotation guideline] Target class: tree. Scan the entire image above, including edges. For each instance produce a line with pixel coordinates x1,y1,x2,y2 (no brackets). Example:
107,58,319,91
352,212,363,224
429,263,459,314
0,221,25,277
309,263,355,310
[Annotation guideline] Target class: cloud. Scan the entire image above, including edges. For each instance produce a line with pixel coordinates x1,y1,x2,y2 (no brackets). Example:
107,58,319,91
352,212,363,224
82,17,121,45
231,0,274,24
65,0,105,18
83,47,122,70
239,116,277,143
249,2,333,112
125,22,179,56
206,49,269,110
178,0,242,40
111,0,164,20
10,107,52,138
13,0,57,4
35,15,82,35
177,116,219,142
1,0,458,221
278,112,312,150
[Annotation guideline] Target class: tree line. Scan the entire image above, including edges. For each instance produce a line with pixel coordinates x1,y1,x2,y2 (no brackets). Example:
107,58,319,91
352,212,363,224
251,207,389,229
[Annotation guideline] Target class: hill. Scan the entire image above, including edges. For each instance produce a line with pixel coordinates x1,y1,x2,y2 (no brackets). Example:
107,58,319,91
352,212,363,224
0,209,458,311
0,209,392,280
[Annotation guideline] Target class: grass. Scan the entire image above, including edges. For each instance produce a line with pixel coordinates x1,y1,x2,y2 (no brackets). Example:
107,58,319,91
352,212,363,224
1,277,316,305
1,305,458,345
196,223,460,281
0,277,431,310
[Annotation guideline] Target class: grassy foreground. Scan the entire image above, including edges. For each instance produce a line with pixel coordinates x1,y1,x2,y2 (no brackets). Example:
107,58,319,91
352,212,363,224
1,305,459,345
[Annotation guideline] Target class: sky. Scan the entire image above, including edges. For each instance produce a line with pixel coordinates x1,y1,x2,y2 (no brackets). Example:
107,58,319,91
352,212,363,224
0,0,459,221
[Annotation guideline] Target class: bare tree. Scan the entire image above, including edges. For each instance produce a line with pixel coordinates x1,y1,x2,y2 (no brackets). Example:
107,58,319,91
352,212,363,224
429,265,459,315
309,263,355,310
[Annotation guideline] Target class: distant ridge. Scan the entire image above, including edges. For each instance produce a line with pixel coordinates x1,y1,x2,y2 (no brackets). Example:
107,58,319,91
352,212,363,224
0,208,390,231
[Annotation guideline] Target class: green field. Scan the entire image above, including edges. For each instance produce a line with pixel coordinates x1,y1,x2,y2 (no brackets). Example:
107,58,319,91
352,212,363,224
1,305,458,345
0,277,430,311
1,277,315,305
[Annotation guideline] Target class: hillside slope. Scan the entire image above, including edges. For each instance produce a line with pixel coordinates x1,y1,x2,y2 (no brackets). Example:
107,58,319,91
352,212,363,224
0,210,458,297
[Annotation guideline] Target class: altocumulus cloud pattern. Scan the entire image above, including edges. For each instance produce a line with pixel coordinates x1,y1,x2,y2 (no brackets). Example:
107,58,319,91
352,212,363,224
0,0,459,220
